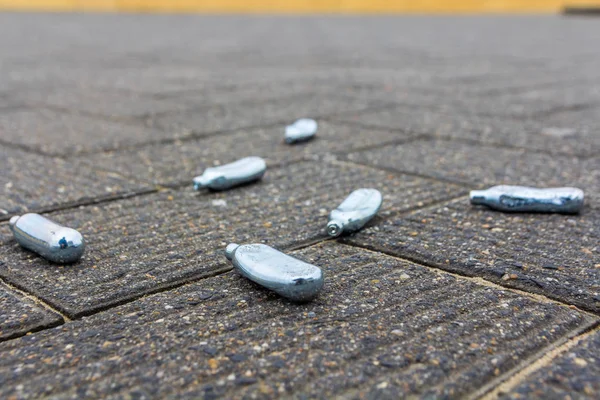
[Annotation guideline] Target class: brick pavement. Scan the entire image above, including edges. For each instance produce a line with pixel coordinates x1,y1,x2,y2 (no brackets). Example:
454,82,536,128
0,14,599,399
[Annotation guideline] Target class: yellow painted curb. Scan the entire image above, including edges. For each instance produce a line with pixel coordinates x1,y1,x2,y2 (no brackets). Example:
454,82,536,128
0,0,590,13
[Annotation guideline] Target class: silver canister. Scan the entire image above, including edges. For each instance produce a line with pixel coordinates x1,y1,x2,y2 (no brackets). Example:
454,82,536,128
193,156,266,191
327,188,383,237
284,118,317,144
225,243,324,302
470,185,584,213
9,213,85,263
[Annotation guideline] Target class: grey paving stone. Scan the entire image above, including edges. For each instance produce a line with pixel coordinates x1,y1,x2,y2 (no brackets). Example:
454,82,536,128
78,121,407,185
501,329,600,400
344,197,600,313
0,146,142,217
0,281,62,341
150,92,387,137
346,139,586,188
0,160,463,317
331,105,600,157
0,242,594,399
0,108,167,156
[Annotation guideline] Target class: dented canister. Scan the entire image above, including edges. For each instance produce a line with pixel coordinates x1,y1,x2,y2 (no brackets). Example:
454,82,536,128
225,243,323,302
470,185,584,213
327,188,383,237
284,118,317,144
193,157,266,191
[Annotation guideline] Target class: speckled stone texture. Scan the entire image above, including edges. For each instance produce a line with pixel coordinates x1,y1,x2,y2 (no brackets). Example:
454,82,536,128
0,146,142,217
0,282,62,341
331,104,600,157
346,139,586,188
502,330,600,400
1,13,600,399
354,83,600,119
15,81,372,119
345,197,600,313
0,108,169,156
148,93,386,139
77,121,406,185
0,160,463,317
0,242,595,399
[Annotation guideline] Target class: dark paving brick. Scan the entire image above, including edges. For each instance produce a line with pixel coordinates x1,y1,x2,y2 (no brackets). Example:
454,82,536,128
332,104,600,157
0,242,594,399
0,281,62,341
502,329,600,400
150,92,387,138
0,160,463,317
0,146,142,216
344,197,600,313
78,121,406,185
0,108,166,157
346,139,586,188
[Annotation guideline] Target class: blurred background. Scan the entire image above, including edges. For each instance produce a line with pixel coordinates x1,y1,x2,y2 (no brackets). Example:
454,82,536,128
0,0,599,13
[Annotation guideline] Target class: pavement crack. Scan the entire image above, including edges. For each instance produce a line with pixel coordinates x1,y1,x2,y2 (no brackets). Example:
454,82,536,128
0,187,160,223
66,265,235,319
337,240,599,317
62,94,398,159
427,134,590,159
330,157,473,187
0,138,63,158
475,320,600,400
0,276,68,343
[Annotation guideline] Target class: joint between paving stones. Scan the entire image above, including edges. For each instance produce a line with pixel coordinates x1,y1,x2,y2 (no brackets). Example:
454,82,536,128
516,101,600,120
331,157,473,187
0,186,159,223
331,134,430,158
63,99,398,159
475,76,600,97
476,320,600,400
338,240,599,317
0,137,60,159
424,134,593,159
66,265,236,319
0,276,68,343
275,240,600,400
323,117,423,137
332,113,595,160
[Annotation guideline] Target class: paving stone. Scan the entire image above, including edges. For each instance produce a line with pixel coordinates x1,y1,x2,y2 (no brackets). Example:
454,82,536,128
0,242,594,399
502,329,600,400
0,108,167,156
0,146,142,217
0,160,463,317
344,197,600,313
78,121,406,185
331,105,600,157
150,92,387,137
346,139,586,188
0,281,62,341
